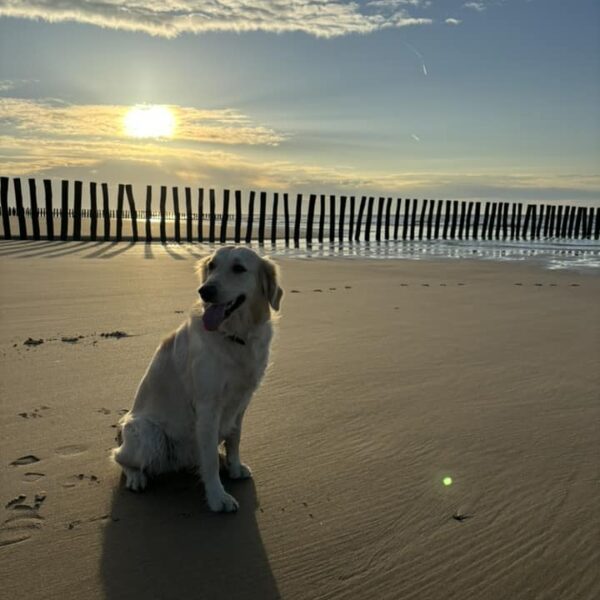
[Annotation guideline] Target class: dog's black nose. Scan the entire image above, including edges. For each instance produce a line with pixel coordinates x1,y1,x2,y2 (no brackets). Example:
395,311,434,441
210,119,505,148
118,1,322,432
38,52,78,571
198,284,218,303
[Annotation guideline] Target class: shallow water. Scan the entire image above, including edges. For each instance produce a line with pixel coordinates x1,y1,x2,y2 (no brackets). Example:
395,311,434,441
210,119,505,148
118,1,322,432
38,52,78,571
197,238,600,273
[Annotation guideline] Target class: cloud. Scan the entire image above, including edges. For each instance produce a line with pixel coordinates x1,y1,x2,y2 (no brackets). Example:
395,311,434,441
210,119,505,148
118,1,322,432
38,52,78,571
0,0,433,38
444,18,462,25
463,2,486,11
2,130,598,206
0,98,285,146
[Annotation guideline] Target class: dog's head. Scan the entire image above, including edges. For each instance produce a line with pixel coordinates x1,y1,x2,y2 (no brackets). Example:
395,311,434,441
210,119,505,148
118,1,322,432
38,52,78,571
196,247,283,332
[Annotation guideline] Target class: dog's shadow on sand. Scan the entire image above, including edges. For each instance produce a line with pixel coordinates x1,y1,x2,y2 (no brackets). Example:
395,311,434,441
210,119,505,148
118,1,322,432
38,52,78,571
100,471,280,600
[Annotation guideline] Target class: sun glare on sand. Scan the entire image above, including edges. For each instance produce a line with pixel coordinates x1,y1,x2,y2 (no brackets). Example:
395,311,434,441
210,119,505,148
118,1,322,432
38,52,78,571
124,105,175,138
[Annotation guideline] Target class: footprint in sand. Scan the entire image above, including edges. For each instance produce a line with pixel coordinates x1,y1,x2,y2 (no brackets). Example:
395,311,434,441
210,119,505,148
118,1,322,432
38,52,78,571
10,455,41,467
55,444,88,457
0,493,46,547
97,408,111,415
313,289,323,293
18,406,50,419
290,290,301,293
344,286,352,289
329,287,336,291
22,472,45,483
62,474,99,488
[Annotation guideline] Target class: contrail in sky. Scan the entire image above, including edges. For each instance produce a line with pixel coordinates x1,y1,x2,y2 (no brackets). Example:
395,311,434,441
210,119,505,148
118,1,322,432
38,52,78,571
403,41,428,76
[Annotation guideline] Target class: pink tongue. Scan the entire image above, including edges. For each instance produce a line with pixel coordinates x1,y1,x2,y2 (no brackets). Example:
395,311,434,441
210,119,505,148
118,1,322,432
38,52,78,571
202,304,226,331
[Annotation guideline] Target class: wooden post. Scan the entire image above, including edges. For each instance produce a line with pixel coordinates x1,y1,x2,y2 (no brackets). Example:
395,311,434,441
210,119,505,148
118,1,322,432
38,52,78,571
548,205,556,238
209,189,216,243
434,199,443,239
418,199,427,240
449,200,458,239
426,198,435,240
400,198,408,240
481,202,490,240
89,182,97,242
457,201,466,240
522,205,533,240
376,197,384,242
442,200,451,240
533,205,542,239
172,187,181,243
542,204,550,239
349,196,356,242
494,202,502,240
394,198,401,241
271,192,279,244
60,180,69,241
258,191,266,244
510,203,517,239
221,189,230,244
70,180,81,241
472,202,481,240
515,203,522,239
560,206,569,238
13,178,27,240
185,187,193,243
487,202,497,240
159,185,167,243
306,194,316,244
584,207,593,239
101,183,110,241
43,179,54,241
384,197,391,241
365,197,374,242
573,206,581,239
568,206,577,238
294,194,302,246
125,184,138,242
410,199,418,241
283,193,289,245
245,191,255,243
198,188,205,243
465,202,474,240
340,195,348,242
145,185,152,242
329,195,336,243
502,202,509,239
27,179,41,240
0,177,10,239
115,184,125,242
319,195,326,243
594,207,600,240
234,190,242,243
355,196,366,242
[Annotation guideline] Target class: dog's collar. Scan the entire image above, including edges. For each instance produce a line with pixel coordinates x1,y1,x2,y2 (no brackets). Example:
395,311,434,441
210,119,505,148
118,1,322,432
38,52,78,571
223,333,246,346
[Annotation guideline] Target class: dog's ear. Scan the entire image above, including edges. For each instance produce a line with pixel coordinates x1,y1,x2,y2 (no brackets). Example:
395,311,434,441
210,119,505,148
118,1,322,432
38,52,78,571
261,257,283,311
195,255,211,282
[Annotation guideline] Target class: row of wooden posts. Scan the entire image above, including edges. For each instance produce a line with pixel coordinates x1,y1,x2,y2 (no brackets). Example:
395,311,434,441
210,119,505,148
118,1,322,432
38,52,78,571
1,177,599,244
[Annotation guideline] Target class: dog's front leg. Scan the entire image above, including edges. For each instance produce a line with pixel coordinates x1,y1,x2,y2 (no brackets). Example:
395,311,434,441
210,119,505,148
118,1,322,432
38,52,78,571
225,410,253,480
196,406,239,513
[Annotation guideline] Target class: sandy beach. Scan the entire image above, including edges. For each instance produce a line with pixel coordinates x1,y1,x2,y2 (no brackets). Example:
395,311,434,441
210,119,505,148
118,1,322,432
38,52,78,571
1,241,599,600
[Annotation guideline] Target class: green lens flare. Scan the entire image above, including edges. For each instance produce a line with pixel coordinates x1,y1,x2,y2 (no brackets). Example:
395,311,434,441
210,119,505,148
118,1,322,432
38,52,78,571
443,476,453,486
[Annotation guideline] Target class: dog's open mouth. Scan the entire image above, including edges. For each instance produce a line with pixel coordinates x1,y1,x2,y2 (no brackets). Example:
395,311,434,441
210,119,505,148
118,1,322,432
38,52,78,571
202,295,246,331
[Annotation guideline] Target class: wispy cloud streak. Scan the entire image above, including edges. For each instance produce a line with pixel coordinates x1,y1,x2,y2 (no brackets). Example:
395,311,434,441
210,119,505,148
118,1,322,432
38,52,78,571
0,0,433,38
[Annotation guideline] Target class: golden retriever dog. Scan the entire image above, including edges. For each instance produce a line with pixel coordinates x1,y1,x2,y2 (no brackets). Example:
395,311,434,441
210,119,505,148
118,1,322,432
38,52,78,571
112,246,283,512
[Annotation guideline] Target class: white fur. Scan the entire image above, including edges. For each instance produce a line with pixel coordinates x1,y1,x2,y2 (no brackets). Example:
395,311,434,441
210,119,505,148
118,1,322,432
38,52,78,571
112,247,283,512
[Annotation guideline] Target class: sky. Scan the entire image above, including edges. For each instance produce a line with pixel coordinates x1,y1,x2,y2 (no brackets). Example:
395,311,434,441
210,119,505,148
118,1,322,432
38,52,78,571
0,0,599,207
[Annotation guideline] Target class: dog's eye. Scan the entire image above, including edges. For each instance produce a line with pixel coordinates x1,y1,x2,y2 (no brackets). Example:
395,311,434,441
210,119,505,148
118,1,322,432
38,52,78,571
232,264,246,274
207,261,215,271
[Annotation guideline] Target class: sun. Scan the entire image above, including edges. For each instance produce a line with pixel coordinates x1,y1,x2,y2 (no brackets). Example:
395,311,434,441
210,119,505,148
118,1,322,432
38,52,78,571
124,105,175,138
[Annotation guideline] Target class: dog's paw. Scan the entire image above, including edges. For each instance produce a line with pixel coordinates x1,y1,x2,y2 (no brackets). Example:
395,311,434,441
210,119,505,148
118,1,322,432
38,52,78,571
206,489,239,513
124,468,147,492
227,462,252,480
